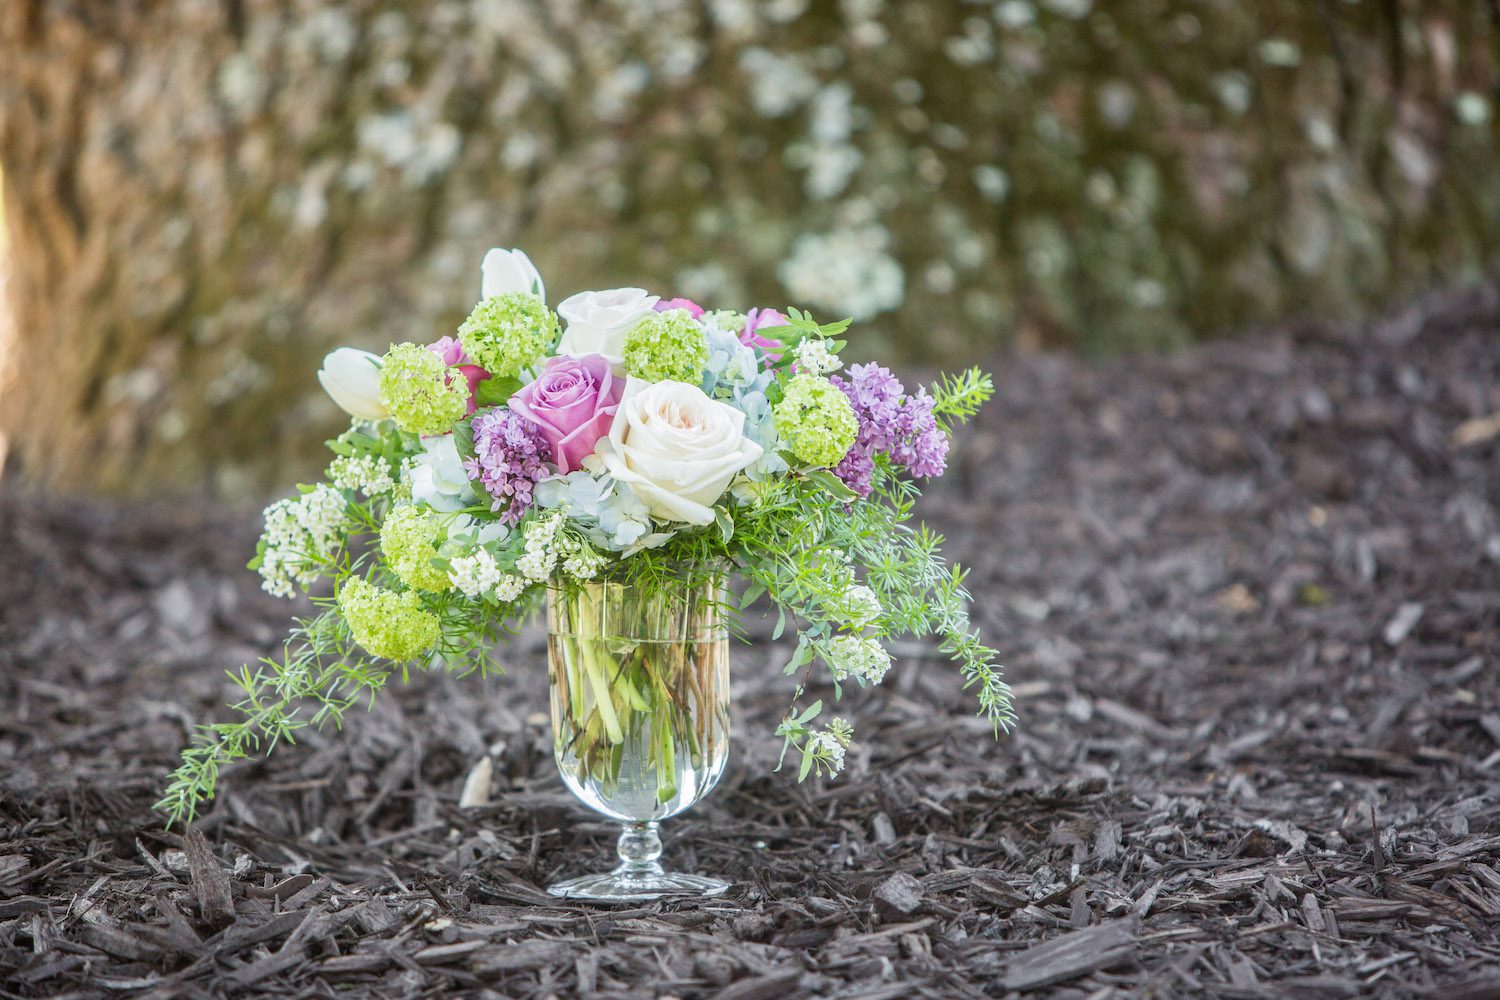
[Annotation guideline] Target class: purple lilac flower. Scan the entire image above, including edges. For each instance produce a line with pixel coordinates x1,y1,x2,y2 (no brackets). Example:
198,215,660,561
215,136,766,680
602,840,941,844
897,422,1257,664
830,363,949,496
463,406,550,525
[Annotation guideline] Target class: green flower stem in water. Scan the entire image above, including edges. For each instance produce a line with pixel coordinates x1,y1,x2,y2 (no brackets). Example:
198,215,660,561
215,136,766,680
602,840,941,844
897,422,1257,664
547,575,729,823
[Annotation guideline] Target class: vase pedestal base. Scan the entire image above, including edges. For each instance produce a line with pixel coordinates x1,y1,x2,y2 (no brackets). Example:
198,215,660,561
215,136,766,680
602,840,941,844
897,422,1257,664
547,865,728,902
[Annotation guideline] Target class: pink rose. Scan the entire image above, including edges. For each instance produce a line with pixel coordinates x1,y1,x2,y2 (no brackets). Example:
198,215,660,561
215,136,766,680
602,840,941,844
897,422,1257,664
654,297,704,318
507,354,624,474
740,307,788,361
428,336,490,416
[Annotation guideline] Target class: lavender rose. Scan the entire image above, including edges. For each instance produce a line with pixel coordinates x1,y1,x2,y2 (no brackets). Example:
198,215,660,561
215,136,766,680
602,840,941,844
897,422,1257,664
507,354,624,474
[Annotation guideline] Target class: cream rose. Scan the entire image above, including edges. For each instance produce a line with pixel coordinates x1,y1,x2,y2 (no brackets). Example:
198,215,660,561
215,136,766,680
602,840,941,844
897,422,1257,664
556,288,659,365
598,379,763,525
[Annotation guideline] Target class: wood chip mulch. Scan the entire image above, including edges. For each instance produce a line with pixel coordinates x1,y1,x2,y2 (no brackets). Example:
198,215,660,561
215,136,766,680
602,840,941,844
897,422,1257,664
3,285,1500,997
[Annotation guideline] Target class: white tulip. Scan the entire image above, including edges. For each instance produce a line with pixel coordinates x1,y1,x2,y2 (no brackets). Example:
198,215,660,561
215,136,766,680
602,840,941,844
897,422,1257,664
481,247,545,302
317,348,389,421
598,378,763,525
555,288,659,366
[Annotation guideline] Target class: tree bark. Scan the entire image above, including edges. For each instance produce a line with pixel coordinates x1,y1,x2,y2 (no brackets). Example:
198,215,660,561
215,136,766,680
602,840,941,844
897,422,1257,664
1,1,1496,496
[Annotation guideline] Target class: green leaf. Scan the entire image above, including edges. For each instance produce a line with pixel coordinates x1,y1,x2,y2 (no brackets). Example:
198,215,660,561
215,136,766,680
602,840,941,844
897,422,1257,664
806,470,857,502
797,749,815,782
714,508,735,546
473,379,516,409
453,419,476,464
782,637,814,675
474,375,521,407
765,381,784,405
772,606,787,641
796,699,823,724
738,581,767,609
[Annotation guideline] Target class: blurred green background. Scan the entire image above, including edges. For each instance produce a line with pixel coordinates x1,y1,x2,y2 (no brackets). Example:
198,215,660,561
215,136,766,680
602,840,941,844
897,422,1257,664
1,0,1496,497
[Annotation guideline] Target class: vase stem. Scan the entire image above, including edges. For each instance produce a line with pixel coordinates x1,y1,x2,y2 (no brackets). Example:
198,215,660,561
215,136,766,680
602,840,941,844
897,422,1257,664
617,821,664,875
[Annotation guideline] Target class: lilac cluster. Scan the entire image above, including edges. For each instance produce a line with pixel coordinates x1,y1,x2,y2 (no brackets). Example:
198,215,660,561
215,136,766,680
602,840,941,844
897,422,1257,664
463,407,550,525
830,363,949,497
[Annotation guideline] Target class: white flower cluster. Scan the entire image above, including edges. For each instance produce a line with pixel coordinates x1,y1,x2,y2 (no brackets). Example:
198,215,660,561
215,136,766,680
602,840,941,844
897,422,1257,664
806,717,855,775
826,635,892,686
793,338,842,376
560,539,607,581
517,509,565,581
494,574,527,603
448,548,501,599
258,484,349,598
328,454,396,497
449,547,528,603
835,584,882,629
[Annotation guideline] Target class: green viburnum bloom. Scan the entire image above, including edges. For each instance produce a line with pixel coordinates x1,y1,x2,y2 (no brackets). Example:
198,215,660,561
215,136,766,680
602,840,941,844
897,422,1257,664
337,578,440,661
622,309,709,383
378,342,469,436
773,373,858,467
379,505,451,592
458,292,555,378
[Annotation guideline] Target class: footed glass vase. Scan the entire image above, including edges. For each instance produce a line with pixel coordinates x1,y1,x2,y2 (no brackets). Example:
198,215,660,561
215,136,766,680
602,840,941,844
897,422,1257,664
545,573,731,901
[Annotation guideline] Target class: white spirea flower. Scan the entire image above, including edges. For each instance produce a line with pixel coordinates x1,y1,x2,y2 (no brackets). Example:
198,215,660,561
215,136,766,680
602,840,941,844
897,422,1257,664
328,454,395,497
793,338,842,376
448,548,502,599
257,484,349,598
494,575,526,603
806,730,848,774
517,509,565,581
837,584,882,629
826,635,892,685
560,538,607,580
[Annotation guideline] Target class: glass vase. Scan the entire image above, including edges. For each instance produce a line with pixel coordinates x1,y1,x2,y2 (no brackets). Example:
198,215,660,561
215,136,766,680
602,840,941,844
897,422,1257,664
544,571,731,901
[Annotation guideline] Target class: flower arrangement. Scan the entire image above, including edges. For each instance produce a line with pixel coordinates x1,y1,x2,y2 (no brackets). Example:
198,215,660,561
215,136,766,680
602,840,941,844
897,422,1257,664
159,247,1014,824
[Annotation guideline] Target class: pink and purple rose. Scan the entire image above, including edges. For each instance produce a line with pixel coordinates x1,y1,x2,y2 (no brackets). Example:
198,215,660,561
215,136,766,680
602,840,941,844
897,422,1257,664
507,354,623,474
427,336,490,416
739,307,788,360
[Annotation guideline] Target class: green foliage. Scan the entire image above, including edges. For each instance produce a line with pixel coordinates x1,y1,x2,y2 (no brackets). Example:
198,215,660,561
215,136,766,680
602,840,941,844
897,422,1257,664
930,368,995,434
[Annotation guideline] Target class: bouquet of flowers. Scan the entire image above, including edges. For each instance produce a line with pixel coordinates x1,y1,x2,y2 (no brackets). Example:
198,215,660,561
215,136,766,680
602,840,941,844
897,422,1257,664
159,248,1014,825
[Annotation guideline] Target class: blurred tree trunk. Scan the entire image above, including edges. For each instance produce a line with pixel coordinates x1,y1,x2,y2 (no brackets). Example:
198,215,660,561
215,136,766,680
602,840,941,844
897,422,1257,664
0,2,538,497
1,1,1497,497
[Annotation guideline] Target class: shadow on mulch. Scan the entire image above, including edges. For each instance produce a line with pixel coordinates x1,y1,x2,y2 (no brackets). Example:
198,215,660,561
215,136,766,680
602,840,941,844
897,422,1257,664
3,285,1500,997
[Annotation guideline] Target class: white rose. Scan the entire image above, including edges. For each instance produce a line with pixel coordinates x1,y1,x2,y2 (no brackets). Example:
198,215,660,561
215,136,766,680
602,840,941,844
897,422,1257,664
555,288,659,365
481,247,545,302
409,434,474,512
598,379,763,525
317,348,389,421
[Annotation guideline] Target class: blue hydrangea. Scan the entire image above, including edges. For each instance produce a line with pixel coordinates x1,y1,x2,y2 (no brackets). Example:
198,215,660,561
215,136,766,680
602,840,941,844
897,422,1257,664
535,471,655,550
596,487,653,549
701,325,760,398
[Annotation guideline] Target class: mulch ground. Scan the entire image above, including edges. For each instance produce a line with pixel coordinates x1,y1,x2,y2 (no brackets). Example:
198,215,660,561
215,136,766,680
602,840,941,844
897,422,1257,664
3,286,1500,998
